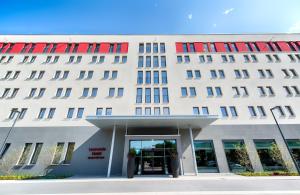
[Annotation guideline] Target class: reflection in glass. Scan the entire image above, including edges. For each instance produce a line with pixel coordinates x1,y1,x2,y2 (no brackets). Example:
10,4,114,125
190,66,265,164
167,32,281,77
254,140,286,171
129,139,177,175
287,140,300,169
223,140,253,172
194,140,218,173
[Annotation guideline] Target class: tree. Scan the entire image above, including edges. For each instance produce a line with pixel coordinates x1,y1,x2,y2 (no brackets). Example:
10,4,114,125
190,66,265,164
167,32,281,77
268,142,286,171
0,149,19,175
234,144,253,172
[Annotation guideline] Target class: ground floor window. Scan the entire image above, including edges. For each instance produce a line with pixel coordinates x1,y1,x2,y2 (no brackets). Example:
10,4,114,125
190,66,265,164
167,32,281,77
287,139,300,169
63,142,75,164
129,139,177,175
17,143,32,165
223,140,253,172
194,140,218,173
254,140,286,171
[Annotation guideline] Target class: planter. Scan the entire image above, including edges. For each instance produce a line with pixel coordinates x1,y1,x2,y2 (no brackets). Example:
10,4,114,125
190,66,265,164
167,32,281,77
127,149,136,179
170,152,179,178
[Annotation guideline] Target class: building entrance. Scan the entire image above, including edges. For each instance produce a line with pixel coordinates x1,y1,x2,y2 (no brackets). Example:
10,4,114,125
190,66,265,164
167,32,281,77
129,139,177,175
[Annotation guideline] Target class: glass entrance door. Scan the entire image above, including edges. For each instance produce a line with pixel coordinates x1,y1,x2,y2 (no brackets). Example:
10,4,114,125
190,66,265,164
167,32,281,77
129,139,177,175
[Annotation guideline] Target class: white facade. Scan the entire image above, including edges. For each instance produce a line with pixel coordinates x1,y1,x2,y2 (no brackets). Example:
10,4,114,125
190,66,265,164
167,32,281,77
0,34,299,176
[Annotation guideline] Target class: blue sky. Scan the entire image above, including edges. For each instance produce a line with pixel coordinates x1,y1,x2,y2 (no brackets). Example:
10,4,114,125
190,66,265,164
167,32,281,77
0,0,300,34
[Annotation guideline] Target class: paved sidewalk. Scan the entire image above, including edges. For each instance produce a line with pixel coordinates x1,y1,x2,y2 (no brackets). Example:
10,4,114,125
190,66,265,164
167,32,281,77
1,175,300,194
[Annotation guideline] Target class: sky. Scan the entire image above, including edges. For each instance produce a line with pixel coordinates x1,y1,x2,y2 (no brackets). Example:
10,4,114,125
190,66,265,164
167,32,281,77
0,0,300,34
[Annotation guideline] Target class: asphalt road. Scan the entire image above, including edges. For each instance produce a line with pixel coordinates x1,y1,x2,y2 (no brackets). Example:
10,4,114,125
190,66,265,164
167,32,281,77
1,176,300,194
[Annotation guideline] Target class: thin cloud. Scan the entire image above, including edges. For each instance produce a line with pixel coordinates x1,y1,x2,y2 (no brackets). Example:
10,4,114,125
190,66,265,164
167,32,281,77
288,21,300,33
223,8,234,15
213,23,217,28
188,14,193,20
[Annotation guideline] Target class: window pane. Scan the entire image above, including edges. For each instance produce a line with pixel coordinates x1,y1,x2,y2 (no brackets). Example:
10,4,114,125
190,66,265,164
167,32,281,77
254,140,286,171
63,142,75,164
194,141,218,173
18,143,32,165
223,140,252,172
30,143,43,165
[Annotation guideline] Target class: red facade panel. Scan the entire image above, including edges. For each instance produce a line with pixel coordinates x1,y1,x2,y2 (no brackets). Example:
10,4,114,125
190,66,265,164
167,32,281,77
55,43,67,53
1,43,12,53
277,41,291,51
194,42,204,52
176,42,183,53
10,43,25,53
32,43,46,53
120,42,128,53
215,42,226,52
99,43,110,53
77,43,89,53
256,42,269,52
113,43,118,53
235,42,248,52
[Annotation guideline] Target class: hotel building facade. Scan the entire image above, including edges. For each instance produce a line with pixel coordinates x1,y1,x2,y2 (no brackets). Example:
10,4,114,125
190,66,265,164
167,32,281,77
0,34,299,176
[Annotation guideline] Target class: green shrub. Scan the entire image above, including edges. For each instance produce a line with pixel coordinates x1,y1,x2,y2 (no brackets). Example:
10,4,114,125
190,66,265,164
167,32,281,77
239,171,299,176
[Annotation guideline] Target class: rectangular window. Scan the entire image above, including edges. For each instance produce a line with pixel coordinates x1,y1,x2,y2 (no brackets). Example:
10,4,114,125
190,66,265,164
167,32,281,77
117,88,124,97
162,88,169,103
223,140,252,172
210,70,217,79
244,55,250,63
18,143,32,165
220,106,228,117
161,56,166,67
146,43,151,53
248,106,257,117
177,56,183,63
153,88,160,103
48,108,56,119
63,142,75,164
145,107,151,115
122,56,127,63
287,140,300,169
145,88,151,103
137,71,143,84
0,143,11,159
82,88,89,97
136,88,142,103
194,140,218,173
229,106,238,117
234,70,241,79
199,55,205,63
184,55,190,63
181,87,188,97
146,56,151,67
153,43,158,53
154,107,160,115
135,107,142,115
195,70,201,79
153,71,159,84
161,71,168,84
163,107,170,115
104,71,109,79
153,56,159,67
29,143,43,165
285,106,295,117
67,108,74,118
96,108,103,116
139,43,144,53
254,140,285,171
111,71,118,79
207,87,213,96
38,108,46,119
65,88,72,97
219,70,225,78
215,87,222,96
160,43,165,53
109,88,115,97
183,43,188,52
187,70,193,79
145,71,151,84
106,108,112,115
190,87,196,97
91,88,98,97
202,107,209,115
193,107,200,115
76,108,84,118
114,56,120,63
257,106,266,117
138,56,143,68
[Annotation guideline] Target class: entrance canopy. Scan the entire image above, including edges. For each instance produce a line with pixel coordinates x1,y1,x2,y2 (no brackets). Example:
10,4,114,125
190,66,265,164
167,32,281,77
86,115,218,129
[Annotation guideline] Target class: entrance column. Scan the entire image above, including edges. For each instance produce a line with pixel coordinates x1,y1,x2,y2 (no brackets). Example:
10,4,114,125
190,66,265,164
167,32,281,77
189,127,198,176
107,124,116,177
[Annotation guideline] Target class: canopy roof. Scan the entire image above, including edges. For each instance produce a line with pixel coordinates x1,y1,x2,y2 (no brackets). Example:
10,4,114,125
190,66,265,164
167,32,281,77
86,115,218,129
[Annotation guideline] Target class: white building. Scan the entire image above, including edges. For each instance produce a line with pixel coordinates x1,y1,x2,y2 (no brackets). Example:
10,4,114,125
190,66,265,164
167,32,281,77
0,34,299,176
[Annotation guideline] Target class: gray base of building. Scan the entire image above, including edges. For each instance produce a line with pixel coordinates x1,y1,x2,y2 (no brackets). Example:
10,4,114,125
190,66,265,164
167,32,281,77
0,124,299,176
